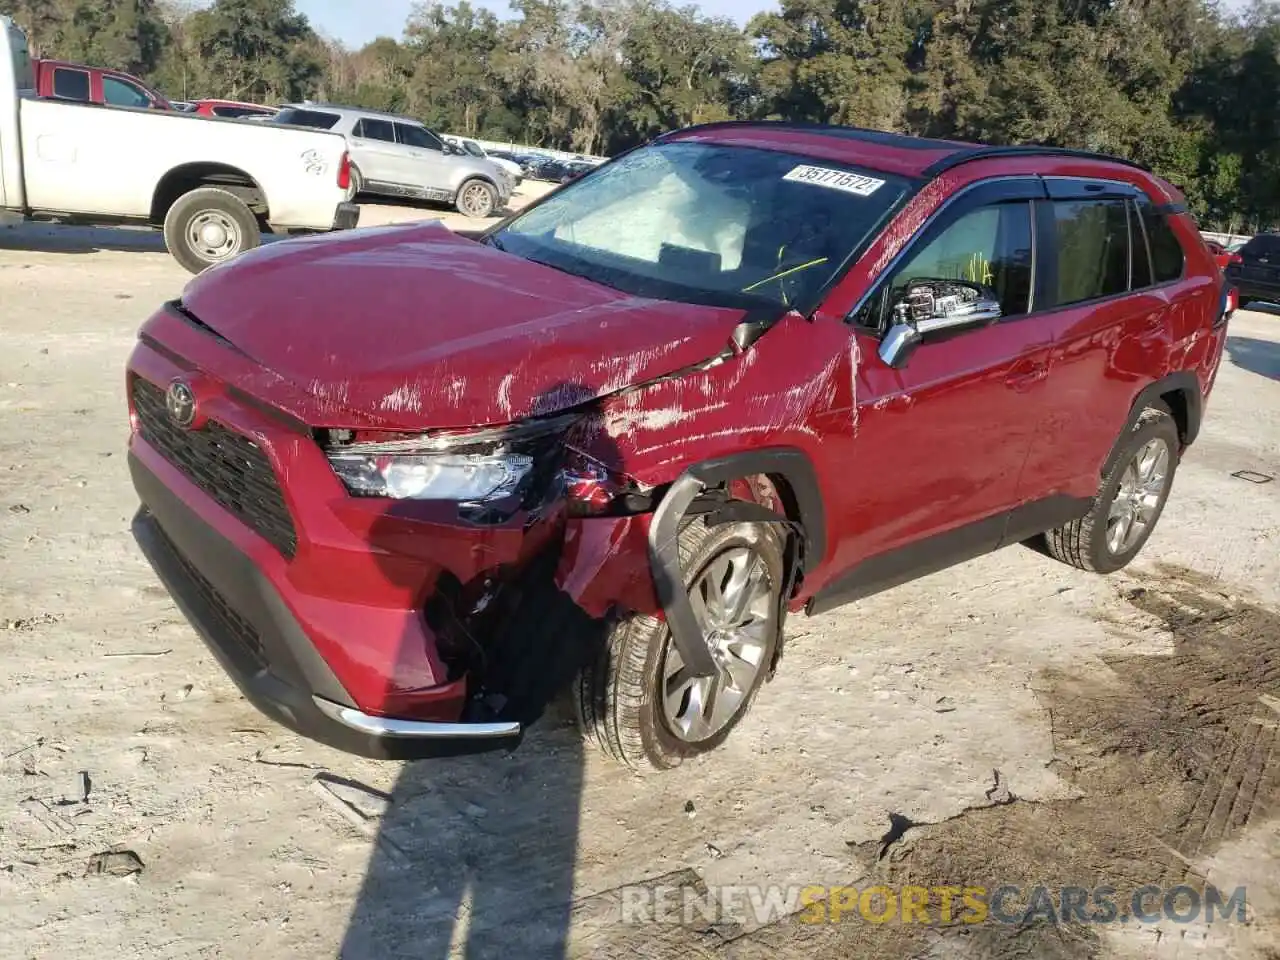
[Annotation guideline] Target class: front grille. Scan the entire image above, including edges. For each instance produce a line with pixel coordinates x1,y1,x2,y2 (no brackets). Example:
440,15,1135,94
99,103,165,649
152,521,267,669
132,378,299,558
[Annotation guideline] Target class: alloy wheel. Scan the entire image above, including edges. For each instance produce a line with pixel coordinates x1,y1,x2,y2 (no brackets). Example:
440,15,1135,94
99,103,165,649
1106,437,1172,554
661,546,774,743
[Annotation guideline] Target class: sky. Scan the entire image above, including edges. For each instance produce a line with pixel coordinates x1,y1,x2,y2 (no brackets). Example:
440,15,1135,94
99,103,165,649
294,0,771,47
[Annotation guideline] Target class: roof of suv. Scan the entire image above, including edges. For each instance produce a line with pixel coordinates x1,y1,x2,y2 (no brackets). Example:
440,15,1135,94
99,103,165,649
659,121,1149,181
285,103,427,126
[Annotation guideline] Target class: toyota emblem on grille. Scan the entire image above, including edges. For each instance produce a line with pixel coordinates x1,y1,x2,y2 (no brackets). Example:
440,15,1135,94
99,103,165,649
166,380,197,429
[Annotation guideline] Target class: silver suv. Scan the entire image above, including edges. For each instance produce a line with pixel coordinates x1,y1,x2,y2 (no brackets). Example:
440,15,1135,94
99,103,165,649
271,104,515,218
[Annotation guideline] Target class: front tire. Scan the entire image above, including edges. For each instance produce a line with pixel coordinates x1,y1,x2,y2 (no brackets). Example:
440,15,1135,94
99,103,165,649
1043,404,1180,574
163,187,260,275
347,163,364,201
455,178,498,219
575,519,784,770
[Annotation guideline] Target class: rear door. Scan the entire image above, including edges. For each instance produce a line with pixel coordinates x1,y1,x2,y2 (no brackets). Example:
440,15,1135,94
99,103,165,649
349,117,401,188
1020,178,1197,506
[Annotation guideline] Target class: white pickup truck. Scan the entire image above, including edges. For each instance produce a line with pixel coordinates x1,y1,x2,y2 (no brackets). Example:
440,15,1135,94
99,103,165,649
0,16,359,273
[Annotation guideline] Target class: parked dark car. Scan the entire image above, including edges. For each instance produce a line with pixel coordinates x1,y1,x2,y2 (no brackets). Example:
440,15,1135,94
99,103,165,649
126,121,1232,771
1224,233,1280,306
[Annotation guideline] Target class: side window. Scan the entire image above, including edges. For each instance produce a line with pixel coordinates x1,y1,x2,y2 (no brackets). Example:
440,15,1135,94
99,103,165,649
880,201,1034,323
354,118,395,142
1128,201,1153,289
1138,201,1185,283
1050,199,1129,306
396,123,442,150
102,76,151,109
52,68,90,101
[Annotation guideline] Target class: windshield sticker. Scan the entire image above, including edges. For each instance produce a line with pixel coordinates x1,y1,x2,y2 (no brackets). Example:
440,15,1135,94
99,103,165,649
782,165,886,196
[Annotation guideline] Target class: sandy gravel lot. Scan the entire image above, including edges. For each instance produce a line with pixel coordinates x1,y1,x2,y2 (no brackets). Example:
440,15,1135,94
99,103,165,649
1,190,1279,959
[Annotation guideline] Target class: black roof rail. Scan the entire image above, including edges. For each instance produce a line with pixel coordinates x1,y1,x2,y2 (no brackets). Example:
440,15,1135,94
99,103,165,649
923,144,1150,177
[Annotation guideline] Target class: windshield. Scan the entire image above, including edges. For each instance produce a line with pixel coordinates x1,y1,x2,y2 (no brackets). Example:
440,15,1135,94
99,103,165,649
463,141,485,158
491,141,910,311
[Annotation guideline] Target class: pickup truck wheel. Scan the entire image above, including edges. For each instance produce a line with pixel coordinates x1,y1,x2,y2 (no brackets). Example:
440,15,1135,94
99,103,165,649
1043,404,1180,574
163,187,260,275
455,178,497,219
575,519,784,770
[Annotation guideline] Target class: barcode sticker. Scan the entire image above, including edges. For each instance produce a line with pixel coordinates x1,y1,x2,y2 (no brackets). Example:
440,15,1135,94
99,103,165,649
782,165,886,196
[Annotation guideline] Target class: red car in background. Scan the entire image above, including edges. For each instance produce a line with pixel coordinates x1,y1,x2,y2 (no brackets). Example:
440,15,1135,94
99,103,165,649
1205,239,1242,272
34,57,171,110
190,98,278,120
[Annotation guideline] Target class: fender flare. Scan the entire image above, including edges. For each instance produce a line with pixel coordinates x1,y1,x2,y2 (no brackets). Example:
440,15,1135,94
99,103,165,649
1105,371,1202,476
647,447,825,678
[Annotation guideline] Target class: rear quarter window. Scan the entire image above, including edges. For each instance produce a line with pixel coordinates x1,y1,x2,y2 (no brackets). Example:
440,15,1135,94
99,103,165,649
52,67,90,102
1138,201,1185,283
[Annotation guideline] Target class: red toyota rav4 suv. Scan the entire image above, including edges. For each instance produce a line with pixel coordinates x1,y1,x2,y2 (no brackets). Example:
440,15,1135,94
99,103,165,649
125,122,1233,769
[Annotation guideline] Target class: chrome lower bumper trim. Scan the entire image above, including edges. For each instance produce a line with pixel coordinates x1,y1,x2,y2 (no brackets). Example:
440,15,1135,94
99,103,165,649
314,697,521,739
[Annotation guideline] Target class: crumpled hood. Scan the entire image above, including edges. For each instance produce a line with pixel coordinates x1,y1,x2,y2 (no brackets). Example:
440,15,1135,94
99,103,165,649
180,222,745,430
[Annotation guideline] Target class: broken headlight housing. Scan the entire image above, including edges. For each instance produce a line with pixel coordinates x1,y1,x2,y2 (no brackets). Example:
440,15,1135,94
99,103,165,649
319,415,575,504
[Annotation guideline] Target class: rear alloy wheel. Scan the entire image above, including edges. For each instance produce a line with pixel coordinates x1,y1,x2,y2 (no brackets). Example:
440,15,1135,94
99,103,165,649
163,186,260,275
1043,404,1180,574
575,519,784,770
455,178,498,219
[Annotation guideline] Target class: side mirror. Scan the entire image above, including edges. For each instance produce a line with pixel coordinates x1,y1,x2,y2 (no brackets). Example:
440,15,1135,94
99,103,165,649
878,279,1002,368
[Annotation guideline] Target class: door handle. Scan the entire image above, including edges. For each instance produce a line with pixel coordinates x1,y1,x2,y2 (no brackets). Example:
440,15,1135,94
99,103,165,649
1006,359,1049,391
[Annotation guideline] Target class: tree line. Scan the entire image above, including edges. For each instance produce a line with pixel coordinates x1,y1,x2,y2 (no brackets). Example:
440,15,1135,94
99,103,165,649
3,0,1279,232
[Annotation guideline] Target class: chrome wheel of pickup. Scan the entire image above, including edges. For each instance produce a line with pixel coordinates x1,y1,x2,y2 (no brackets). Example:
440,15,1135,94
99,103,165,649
661,545,773,743
187,209,243,262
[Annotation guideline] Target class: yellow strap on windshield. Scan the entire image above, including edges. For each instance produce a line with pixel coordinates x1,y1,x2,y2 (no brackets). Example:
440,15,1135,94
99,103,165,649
741,257,830,293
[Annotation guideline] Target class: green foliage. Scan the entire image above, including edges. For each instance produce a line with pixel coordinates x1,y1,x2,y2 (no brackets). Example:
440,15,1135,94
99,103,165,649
5,0,1279,227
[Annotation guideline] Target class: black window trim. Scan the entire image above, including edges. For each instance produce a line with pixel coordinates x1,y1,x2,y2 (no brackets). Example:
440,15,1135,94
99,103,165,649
846,175,1046,335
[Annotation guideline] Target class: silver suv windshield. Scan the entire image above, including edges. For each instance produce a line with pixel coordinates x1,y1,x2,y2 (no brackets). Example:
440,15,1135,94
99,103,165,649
490,141,909,311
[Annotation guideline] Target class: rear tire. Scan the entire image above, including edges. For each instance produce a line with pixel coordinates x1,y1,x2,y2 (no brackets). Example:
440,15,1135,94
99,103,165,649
455,178,498,219
163,187,260,275
575,518,784,770
1043,404,1180,574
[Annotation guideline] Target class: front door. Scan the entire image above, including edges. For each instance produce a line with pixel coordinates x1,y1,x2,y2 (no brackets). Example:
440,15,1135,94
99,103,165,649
812,179,1060,609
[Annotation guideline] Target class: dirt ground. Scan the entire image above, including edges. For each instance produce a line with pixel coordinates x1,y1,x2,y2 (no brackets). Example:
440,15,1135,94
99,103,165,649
1,186,1279,959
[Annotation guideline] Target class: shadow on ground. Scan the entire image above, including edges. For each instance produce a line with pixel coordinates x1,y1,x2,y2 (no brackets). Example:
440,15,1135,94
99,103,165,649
0,222,299,258
1226,336,1280,381
341,380,609,960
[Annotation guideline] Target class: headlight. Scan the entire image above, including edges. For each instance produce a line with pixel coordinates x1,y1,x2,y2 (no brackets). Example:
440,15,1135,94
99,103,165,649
327,451,533,501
